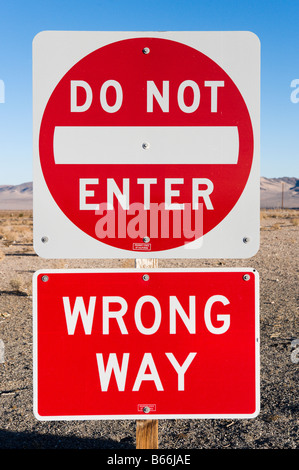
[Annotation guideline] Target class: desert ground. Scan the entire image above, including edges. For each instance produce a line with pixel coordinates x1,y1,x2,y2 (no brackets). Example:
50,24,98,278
0,209,298,450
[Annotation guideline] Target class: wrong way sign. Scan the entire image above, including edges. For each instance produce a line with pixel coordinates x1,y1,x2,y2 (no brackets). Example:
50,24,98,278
33,31,260,258
33,268,259,420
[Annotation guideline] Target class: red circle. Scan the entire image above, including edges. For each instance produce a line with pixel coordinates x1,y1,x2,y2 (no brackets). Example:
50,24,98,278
39,37,254,252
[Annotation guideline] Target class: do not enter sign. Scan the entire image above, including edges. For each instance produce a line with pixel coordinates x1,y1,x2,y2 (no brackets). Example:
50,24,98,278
33,268,260,420
33,31,260,258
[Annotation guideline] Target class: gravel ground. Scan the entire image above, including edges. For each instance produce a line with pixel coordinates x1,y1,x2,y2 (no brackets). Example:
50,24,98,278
0,210,298,451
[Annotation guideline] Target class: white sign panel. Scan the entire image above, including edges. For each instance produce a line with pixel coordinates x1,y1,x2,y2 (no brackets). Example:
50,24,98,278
33,31,260,259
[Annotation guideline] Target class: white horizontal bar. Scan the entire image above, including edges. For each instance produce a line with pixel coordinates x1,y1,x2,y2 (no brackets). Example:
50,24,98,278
53,126,239,165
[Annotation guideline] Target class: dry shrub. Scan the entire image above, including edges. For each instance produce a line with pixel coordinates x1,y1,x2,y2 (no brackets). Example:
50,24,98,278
260,211,267,220
260,209,299,221
9,277,32,296
0,224,32,245
15,226,33,244
260,209,280,219
9,277,23,291
0,211,33,245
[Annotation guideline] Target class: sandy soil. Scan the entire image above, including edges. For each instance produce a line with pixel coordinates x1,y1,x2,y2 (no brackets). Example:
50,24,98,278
0,210,298,450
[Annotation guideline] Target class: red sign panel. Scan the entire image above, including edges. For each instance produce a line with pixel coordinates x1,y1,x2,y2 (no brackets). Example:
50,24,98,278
33,269,259,420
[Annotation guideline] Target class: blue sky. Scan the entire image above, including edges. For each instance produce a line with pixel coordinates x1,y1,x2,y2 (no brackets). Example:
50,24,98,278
0,0,298,184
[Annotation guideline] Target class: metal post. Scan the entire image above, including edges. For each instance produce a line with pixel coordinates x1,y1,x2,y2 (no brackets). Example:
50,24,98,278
135,258,159,450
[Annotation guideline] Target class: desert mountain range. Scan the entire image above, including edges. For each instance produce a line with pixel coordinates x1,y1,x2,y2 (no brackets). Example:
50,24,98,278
0,177,298,210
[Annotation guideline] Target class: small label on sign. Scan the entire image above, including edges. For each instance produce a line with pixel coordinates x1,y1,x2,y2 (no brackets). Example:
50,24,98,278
138,404,156,412
133,243,152,251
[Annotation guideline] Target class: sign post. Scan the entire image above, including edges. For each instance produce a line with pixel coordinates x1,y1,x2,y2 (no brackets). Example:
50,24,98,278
135,258,159,449
136,417,158,450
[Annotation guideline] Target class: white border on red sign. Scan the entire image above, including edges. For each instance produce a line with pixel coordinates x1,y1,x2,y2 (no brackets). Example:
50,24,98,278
33,268,260,421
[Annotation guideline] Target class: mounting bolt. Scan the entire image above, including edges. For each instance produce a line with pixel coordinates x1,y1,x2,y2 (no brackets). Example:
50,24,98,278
243,274,250,281
143,236,150,243
142,142,150,150
143,406,150,413
142,274,150,281
243,237,250,244
142,47,150,54
41,275,49,282
41,236,48,243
